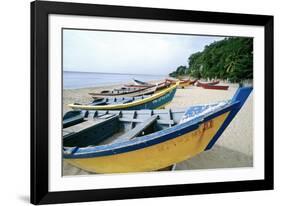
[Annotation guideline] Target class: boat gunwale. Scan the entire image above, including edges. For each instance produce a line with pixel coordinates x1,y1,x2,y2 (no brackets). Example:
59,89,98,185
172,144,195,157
64,101,240,159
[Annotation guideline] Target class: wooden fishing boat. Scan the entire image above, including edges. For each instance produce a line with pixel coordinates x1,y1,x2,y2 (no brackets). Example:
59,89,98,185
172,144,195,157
133,78,153,86
196,80,220,87
68,83,178,110
189,79,198,85
166,78,191,88
178,80,190,88
201,84,229,90
123,84,151,88
63,87,252,173
89,85,157,99
124,80,171,91
154,80,172,91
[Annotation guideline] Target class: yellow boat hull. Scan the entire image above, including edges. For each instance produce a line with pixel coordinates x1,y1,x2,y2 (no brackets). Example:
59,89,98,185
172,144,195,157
65,111,229,173
179,81,191,88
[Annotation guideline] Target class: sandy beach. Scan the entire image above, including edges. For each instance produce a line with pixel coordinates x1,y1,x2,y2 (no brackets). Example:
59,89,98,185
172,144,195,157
62,83,253,175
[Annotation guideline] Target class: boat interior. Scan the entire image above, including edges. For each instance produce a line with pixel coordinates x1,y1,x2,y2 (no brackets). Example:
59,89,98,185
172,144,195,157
88,95,152,106
102,86,149,94
63,109,185,148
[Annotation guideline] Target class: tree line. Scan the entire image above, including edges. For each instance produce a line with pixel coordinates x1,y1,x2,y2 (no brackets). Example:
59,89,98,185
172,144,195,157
169,37,253,83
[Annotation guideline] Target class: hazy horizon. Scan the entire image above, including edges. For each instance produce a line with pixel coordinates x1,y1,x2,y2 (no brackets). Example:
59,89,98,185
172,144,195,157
63,29,224,75
63,70,166,76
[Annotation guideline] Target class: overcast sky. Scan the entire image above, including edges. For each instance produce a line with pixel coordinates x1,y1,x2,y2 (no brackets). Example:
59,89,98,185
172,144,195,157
63,29,224,75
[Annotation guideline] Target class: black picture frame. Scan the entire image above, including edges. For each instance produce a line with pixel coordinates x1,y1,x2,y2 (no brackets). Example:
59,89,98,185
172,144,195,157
31,0,274,204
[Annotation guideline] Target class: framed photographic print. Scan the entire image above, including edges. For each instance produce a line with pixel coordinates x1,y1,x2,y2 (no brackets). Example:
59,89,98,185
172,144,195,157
31,0,274,204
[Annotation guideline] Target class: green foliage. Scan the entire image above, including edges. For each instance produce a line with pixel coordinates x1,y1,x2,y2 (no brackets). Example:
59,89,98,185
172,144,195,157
169,37,253,83
169,65,188,77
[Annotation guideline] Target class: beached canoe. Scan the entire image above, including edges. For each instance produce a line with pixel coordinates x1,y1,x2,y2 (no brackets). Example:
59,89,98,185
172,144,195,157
63,87,252,173
178,80,190,88
133,78,153,86
189,79,198,85
153,81,172,91
166,78,191,88
68,83,178,110
89,85,157,99
196,80,220,87
201,84,229,90
124,80,172,91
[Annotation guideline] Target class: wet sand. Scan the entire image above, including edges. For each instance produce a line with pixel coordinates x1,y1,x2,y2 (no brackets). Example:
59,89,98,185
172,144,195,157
63,83,253,175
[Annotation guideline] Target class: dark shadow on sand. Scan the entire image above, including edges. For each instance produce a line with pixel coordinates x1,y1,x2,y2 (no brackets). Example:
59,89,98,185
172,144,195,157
175,145,253,170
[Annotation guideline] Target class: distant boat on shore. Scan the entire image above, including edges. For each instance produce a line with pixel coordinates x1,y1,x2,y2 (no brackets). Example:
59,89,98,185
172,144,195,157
132,78,153,86
189,79,198,85
88,85,157,99
197,80,229,90
166,78,191,88
124,80,172,92
129,78,192,89
196,80,220,87
201,84,229,90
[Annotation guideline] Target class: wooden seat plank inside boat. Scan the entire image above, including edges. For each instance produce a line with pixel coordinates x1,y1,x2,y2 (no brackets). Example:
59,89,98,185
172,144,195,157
112,115,159,143
97,113,117,119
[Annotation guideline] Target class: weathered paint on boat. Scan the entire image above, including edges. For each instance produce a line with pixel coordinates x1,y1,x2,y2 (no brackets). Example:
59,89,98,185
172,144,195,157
69,83,178,110
64,87,252,173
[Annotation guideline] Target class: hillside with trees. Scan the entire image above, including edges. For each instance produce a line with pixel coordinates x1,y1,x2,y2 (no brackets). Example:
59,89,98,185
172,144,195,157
169,37,253,83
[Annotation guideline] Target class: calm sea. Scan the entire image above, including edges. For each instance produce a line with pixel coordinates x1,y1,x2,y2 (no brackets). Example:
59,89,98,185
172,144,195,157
63,71,167,89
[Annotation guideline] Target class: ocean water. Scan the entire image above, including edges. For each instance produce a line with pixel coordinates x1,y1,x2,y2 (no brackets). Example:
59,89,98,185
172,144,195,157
63,71,167,89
